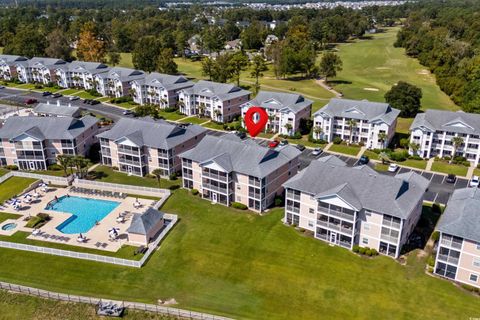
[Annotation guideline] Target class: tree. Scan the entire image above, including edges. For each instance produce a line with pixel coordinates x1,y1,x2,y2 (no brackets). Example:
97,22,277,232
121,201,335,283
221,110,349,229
76,22,106,62
4,25,46,58
451,136,464,163
399,138,410,149
240,21,265,50
132,36,161,72
319,52,343,83
174,30,188,58
202,26,225,54
229,52,249,86
409,142,420,156
57,154,73,177
379,151,390,165
250,55,268,93
313,126,323,139
157,48,178,74
346,119,357,145
378,132,388,149
108,51,121,66
385,81,422,117
284,123,293,135
152,168,164,188
202,57,215,81
45,28,72,61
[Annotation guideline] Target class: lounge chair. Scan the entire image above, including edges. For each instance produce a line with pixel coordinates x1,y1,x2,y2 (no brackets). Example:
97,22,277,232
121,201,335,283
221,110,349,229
94,242,101,247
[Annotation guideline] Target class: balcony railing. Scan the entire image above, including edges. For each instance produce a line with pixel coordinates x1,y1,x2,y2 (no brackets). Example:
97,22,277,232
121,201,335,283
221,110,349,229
286,193,300,201
183,173,193,180
380,233,399,244
249,179,261,187
248,192,261,200
202,183,229,194
118,159,142,166
339,240,352,249
317,220,353,234
382,221,401,230
440,239,462,250
203,171,228,182
286,205,300,214
319,208,355,222
117,149,142,157
437,254,459,265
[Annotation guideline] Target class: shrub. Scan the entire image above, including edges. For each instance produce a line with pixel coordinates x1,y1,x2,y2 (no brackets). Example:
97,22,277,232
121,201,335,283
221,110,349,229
410,155,423,160
461,284,480,294
274,195,284,207
25,213,51,228
443,156,451,161
48,164,62,171
34,84,43,89
352,245,360,253
358,247,366,255
111,96,133,104
163,107,177,113
5,165,18,170
431,230,440,241
168,185,180,190
191,189,199,195
370,248,378,256
232,202,248,210
389,150,409,162
333,137,342,144
477,163,480,169
427,256,435,267
358,141,365,147
169,172,177,180
112,166,119,171
45,82,54,87
290,131,302,139
365,249,373,256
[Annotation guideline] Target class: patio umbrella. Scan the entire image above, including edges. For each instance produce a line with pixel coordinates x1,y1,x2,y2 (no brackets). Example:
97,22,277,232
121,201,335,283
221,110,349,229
23,193,31,198
108,227,120,234
39,182,47,187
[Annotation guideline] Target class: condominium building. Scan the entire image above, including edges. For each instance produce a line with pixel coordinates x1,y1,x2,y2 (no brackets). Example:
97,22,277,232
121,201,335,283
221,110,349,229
178,80,251,123
313,98,399,149
0,54,28,80
15,57,67,84
94,67,145,97
240,91,312,135
97,117,207,177
0,115,99,169
54,61,109,89
179,133,301,212
33,101,82,118
410,110,480,166
283,157,429,258
434,188,480,289
130,73,194,108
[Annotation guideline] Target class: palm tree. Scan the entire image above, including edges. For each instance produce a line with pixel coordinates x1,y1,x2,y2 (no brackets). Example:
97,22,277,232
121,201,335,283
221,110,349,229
409,142,420,156
313,126,323,140
451,136,464,163
152,168,164,188
57,154,73,177
378,132,388,149
346,119,357,145
284,123,293,135
379,151,390,165
198,103,206,117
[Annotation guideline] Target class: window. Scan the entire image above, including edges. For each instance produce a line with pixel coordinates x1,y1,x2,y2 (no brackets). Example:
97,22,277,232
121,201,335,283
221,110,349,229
364,224,370,230
309,208,314,214
362,238,368,244
308,221,314,228
476,243,480,250
474,258,480,268
470,274,478,282
365,210,372,217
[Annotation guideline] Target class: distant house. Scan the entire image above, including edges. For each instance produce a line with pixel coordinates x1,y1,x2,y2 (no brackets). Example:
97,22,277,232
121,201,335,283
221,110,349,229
54,61,109,89
188,35,202,54
127,208,165,245
240,91,312,136
97,117,207,177
265,34,279,46
33,101,82,118
225,39,242,51
178,80,251,123
94,67,145,98
0,54,28,81
313,98,399,149
15,57,67,84
130,73,194,109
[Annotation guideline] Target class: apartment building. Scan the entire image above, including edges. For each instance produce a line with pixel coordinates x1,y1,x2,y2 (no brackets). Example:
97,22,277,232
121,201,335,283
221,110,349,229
283,157,429,258
313,98,399,149
178,80,251,123
97,117,207,177
0,54,28,80
434,188,480,289
15,57,67,84
410,110,480,166
33,101,82,118
94,67,145,97
179,133,301,212
54,61,109,89
130,73,194,108
0,115,99,170
240,91,312,135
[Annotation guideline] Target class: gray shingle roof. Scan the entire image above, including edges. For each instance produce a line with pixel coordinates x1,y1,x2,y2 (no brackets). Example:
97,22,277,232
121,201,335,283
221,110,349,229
28,57,66,68
410,109,480,135
179,133,301,178
181,80,251,101
314,98,400,125
96,117,206,150
436,188,480,243
0,115,98,140
96,67,144,82
33,103,81,118
127,208,164,235
242,91,312,114
134,72,194,91
283,158,429,218
55,61,109,74
0,54,28,65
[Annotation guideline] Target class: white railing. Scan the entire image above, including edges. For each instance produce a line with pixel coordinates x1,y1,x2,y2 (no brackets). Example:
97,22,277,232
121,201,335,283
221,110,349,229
0,171,72,185
0,281,232,320
73,178,168,198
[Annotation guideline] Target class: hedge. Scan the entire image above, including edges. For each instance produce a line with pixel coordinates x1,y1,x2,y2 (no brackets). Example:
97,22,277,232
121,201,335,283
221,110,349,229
232,202,248,210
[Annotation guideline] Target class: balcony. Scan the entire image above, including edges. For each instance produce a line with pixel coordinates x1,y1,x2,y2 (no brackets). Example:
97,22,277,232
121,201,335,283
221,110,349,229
203,171,228,182
286,205,300,214
202,183,229,194
317,220,353,235
16,155,46,161
286,193,300,201
117,148,142,157
339,240,352,249
437,254,459,265
380,233,399,244
382,221,401,230
248,192,262,200
249,179,261,187
118,158,142,166
320,208,355,222
440,239,462,250
183,173,193,180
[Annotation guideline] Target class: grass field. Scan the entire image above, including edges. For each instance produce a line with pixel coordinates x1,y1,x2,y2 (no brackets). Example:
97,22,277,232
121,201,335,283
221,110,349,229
158,110,186,121
330,27,458,111
58,88,81,96
179,116,210,125
328,143,361,156
0,212,21,223
0,177,37,204
0,189,478,319
431,160,469,176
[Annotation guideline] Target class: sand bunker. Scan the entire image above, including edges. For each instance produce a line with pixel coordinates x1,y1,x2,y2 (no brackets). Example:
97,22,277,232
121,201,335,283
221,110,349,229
364,87,379,91
375,67,390,70
417,69,430,75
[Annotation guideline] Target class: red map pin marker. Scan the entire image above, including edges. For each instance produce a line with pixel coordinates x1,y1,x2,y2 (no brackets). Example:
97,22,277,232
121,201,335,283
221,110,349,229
244,106,268,138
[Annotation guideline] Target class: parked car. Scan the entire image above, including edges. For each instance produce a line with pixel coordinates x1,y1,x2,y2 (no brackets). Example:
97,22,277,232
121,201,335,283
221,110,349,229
269,140,279,148
52,93,63,98
25,98,37,104
312,148,322,156
446,174,457,184
90,99,100,105
279,140,289,146
234,131,246,139
42,91,51,96
122,110,133,116
295,144,306,151
83,99,91,104
358,155,369,165
470,175,479,188
0,85,6,89
69,96,80,101
388,163,399,173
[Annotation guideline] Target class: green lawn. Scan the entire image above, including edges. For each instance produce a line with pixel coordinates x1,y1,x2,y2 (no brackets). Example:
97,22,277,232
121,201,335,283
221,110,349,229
76,91,102,100
34,87,63,93
363,150,380,160
431,160,469,176
0,212,21,223
330,27,459,111
328,144,361,156
157,110,186,121
57,88,81,96
179,116,211,125
16,83,37,90
96,96,111,102
375,163,389,171
400,158,428,170
474,169,480,177
111,101,139,109
202,121,226,130
28,170,71,177
0,177,37,204
286,135,327,148
118,52,134,68
0,190,478,319
88,165,181,190
0,168,8,177
396,117,414,135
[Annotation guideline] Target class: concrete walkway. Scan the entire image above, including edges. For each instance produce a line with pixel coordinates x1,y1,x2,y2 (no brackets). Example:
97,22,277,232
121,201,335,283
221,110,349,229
467,164,476,180
323,142,333,152
315,78,342,98
356,146,367,158
426,158,434,171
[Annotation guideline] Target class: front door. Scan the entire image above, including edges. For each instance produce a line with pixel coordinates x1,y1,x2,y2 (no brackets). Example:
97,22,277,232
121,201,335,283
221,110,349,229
29,161,36,170
127,166,133,175
329,232,337,244
212,192,218,203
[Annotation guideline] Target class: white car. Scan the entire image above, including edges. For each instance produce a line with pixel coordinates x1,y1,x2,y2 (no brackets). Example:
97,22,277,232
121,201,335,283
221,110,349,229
388,163,399,173
470,175,479,188
312,148,322,156
69,96,79,101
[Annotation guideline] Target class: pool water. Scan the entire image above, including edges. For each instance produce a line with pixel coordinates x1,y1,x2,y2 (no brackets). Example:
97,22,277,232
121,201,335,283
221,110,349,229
1,223,17,231
46,196,120,234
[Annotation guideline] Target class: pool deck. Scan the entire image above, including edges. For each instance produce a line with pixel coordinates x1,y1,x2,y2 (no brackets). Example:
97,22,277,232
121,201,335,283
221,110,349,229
0,187,154,252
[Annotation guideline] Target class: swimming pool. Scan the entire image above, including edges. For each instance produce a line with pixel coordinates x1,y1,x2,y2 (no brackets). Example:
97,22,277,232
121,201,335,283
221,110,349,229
1,223,17,231
46,196,120,234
